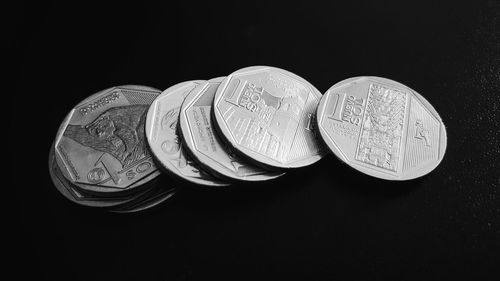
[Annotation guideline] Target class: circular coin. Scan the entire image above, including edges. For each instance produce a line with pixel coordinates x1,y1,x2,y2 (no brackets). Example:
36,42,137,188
179,77,284,181
54,85,162,194
212,66,326,169
316,76,447,180
146,81,229,187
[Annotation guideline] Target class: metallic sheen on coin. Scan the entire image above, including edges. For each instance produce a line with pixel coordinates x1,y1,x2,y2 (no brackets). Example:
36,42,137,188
54,85,162,194
179,77,284,181
146,81,229,186
213,66,325,169
316,76,447,180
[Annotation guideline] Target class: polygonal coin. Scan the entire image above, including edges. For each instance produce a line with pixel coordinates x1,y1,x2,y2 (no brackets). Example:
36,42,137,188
179,77,284,181
54,85,162,194
213,66,326,169
316,76,447,180
146,81,229,187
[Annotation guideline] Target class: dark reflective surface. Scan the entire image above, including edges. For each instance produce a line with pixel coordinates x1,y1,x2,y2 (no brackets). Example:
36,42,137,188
13,1,500,280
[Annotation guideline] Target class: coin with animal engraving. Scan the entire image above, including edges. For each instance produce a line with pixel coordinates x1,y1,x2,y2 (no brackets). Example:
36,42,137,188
179,77,284,181
54,85,162,194
316,76,447,180
212,66,326,169
146,81,229,187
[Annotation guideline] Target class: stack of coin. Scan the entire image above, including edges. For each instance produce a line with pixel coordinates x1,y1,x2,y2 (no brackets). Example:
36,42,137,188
49,85,175,213
50,67,447,212
146,66,327,188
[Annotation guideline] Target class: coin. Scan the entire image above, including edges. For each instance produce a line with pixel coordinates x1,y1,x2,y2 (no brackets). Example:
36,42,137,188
316,76,447,180
212,66,326,169
146,81,229,187
179,77,284,181
54,85,162,194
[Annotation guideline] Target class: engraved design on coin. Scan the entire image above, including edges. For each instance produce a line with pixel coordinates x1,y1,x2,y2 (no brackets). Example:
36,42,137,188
158,107,205,174
414,119,430,147
49,142,159,208
87,167,106,183
145,80,229,186
355,84,407,172
180,77,284,181
64,105,150,168
54,86,161,191
79,91,120,116
223,81,304,163
316,76,446,180
213,66,325,169
160,108,183,155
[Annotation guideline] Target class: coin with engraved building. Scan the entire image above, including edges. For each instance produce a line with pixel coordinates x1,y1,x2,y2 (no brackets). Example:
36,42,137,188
212,66,325,169
179,77,284,181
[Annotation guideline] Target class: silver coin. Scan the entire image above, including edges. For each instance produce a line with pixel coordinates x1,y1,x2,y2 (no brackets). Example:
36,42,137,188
179,77,284,181
54,85,162,194
212,66,326,169
316,76,447,180
146,81,229,187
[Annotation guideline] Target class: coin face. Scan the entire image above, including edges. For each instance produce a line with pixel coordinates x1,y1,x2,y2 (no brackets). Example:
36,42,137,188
316,76,447,180
212,66,325,169
179,77,284,181
54,85,161,194
146,81,229,187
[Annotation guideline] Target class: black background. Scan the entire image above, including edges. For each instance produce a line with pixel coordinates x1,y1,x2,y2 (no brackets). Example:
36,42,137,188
13,1,500,281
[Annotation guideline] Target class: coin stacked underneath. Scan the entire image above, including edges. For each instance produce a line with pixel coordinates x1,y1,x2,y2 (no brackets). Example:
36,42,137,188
49,66,447,212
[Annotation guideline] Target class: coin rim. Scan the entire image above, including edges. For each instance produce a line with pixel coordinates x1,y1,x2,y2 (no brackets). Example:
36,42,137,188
212,66,325,169
179,77,284,182
145,80,230,187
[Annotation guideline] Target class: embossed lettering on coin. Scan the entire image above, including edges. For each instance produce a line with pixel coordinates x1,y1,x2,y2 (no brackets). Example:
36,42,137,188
213,66,325,169
180,77,284,181
54,85,161,192
145,80,229,186
316,76,447,180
